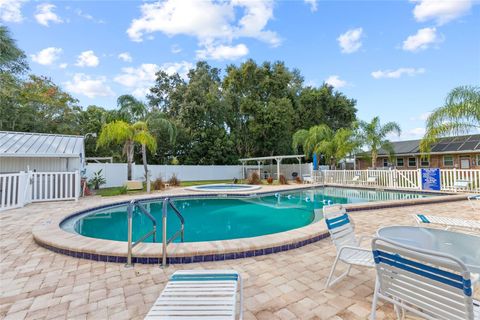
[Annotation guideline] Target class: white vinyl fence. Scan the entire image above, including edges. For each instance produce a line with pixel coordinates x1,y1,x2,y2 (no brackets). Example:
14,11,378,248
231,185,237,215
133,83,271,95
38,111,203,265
320,169,480,192
0,171,80,211
85,163,312,188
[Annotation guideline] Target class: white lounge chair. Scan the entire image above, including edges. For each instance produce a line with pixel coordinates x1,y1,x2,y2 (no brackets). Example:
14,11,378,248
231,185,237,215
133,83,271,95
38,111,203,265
454,179,470,191
145,270,243,320
413,214,480,231
469,194,480,212
367,176,377,185
323,205,374,289
303,174,314,184
350,175,360,184
370,237,479,320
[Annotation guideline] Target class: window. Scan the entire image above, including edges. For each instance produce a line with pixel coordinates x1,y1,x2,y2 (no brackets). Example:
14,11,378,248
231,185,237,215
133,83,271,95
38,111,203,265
443,155,454,167
420,158,429,167
383,158,388,167
396,158,404,167
408,157,416,167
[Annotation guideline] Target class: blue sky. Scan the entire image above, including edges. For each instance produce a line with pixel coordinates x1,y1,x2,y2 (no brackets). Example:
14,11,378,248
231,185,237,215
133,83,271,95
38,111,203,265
1,0,479,141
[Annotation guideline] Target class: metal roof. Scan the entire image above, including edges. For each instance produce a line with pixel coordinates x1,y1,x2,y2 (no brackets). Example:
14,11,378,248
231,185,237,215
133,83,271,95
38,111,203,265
239,155,305,162
375,134,480,156
0,131,84,158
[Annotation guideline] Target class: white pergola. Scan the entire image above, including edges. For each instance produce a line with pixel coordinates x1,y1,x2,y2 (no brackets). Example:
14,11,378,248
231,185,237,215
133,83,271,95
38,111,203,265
239,155,305,181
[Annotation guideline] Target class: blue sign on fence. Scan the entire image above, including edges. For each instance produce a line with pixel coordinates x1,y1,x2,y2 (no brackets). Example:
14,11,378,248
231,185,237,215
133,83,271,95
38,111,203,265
421,168,441,191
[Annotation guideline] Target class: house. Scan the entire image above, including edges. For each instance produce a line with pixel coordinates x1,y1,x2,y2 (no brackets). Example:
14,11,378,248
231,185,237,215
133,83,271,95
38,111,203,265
0,131,85,173
356,134,480,170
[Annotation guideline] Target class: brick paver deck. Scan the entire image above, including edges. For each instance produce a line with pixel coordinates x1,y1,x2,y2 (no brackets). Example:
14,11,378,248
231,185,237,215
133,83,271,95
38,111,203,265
1,189,478,320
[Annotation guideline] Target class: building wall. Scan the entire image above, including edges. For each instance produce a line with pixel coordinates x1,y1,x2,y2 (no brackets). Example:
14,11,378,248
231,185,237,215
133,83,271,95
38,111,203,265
0,157,81,173
356,153,480,170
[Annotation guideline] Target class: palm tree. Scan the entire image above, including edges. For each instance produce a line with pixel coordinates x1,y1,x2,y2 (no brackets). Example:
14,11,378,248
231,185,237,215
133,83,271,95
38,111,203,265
97,120,157,181
358,117,401,168
115,95,176,185
292,125,358,169
420,85,480,153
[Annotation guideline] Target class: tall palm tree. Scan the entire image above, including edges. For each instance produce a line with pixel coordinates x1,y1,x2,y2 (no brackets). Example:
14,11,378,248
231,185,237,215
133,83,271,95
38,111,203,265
420,85,480,153
358,117,401,168
116,95,176,182
97,120,156,181
292,125,358,169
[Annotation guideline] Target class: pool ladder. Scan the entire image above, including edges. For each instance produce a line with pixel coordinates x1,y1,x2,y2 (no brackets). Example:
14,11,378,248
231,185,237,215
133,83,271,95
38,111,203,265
126,198,185,267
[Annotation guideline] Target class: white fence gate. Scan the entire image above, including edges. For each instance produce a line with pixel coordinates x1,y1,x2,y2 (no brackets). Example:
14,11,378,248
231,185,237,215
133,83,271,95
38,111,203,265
321,169,480,192
0,171,80,211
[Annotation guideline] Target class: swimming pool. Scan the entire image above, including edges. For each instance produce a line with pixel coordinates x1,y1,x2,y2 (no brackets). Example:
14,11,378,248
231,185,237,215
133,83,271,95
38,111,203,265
62,187,433,243
186,183,261,192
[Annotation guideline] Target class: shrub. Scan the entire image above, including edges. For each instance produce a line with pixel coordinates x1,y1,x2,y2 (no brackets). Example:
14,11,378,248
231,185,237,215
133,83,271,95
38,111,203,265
279,174,288,185
153,177,165,190
168,174,181,187
88,169,106,190
267,177,274,184
295,176,302,184
248,172,261,185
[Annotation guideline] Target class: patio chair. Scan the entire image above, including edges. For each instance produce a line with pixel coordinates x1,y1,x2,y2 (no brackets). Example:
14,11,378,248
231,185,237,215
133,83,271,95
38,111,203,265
323,205,374,289
145,269,243,320
367,176,377,185
413,214,480,231
303,174,314,184
454,179,470,192
350,175,360,184
469,194,480,212
370,237,479,320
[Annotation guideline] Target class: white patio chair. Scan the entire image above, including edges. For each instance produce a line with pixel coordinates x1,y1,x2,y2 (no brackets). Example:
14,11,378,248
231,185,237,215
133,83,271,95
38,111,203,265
367,176,377,185
323,205,374,289
350,175,360,184
469,195,480,212
413,214,480,231
303,174,314,184
145,269,243,319
370,237,479,320
454,179,470,192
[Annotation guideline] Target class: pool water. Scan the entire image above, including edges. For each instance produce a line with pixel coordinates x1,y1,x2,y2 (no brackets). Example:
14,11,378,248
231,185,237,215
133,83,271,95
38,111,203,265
64,187,433,243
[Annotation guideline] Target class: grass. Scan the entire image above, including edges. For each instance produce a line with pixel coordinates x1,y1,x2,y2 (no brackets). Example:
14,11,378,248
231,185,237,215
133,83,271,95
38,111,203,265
179,179,239,187
94,187,128,196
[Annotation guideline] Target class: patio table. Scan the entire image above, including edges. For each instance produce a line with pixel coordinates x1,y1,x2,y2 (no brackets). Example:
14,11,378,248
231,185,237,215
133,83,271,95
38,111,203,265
377,226,480,274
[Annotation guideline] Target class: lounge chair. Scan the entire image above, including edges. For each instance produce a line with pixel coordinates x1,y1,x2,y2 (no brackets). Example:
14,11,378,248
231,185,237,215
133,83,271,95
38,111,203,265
350,175,360,184
366,176,377,185
370,237,479,320
302,174,314,184
145,270,243,320
323,205,374,289
469,194,480,212
454,179,470,191
413,214,480,231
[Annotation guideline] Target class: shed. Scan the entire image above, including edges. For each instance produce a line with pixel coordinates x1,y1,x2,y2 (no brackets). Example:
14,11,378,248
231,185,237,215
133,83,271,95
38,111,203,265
0,131,85,173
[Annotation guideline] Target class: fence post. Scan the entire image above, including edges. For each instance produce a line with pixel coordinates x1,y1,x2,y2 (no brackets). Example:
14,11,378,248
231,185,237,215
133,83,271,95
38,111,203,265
17,171,28,208
453,167,457,192
75,171,80,200
417,169,422,190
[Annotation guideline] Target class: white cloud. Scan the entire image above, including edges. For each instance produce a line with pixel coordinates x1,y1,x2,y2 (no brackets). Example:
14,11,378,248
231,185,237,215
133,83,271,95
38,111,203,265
325,75,347,88
394,127,426,140
304,0,318,12
118,52,133,62
402,27,442,52
412,0,472,25
126,0,279,59
59,63,68,69
171,44,182,54
75,9,105,24
30,47,62,65
114,62,192,98
337,28,363,54
0,0,25,23
196,43,249,60
371,67,426,79
75,50,99,67
35,3,63,26
64,73,114,98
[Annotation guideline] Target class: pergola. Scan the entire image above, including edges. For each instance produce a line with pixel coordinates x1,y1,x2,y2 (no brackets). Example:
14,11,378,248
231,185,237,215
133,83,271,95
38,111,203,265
239,155,306,181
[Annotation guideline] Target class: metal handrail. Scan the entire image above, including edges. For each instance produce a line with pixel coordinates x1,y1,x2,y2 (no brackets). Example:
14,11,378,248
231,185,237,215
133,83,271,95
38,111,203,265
126,200,157,267
161,198,185,266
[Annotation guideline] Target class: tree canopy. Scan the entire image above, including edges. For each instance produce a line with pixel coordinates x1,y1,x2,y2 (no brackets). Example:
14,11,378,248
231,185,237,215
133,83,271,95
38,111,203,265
1,26,360,166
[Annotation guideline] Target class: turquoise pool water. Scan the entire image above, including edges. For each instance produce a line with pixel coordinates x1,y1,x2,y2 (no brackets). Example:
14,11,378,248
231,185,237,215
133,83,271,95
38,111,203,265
64,187,433,243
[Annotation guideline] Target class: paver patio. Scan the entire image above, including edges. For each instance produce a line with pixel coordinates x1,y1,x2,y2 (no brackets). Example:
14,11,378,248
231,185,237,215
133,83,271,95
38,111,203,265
1,189,479,320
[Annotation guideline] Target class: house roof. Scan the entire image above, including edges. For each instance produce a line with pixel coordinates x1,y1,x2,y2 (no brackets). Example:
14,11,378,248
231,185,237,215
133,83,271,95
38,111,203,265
374,134,480,156
0,131,84,158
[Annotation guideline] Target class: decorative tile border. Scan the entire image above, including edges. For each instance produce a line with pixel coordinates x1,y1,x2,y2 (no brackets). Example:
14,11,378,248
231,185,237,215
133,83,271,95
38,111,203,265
33,184,469,265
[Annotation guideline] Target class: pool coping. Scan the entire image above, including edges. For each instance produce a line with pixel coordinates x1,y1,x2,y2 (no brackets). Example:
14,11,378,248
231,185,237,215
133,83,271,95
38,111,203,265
32,184,471,264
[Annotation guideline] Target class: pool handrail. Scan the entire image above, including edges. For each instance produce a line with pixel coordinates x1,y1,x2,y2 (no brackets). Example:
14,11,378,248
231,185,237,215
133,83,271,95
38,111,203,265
126,199,158,267
162,198,185,267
